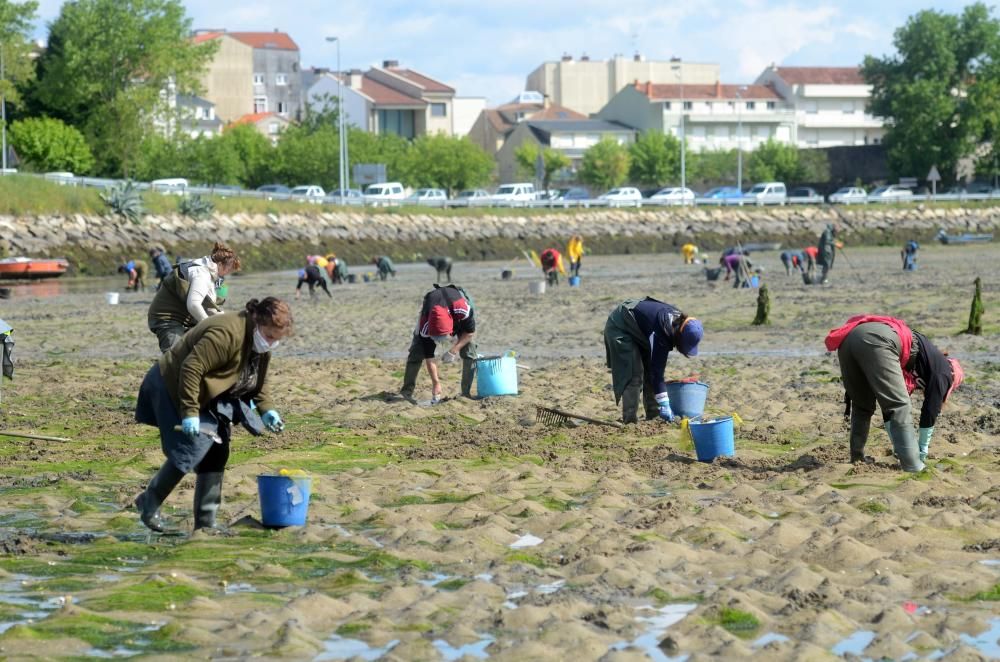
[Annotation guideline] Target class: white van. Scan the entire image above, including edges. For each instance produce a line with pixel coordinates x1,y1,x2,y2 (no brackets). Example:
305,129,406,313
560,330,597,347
491,182,536,206
364,182,406,206
745,182,787,205
151,178,189,196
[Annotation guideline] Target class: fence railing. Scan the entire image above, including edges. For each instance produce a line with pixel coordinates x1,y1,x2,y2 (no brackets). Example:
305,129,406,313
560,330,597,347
11,171,1000,211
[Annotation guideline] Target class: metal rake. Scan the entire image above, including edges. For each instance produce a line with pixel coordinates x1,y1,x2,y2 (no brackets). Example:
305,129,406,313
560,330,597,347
535,406,623,429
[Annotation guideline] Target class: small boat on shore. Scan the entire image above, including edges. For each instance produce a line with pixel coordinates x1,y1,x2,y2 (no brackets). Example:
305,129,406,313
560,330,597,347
936,230,993,245
0,257,70,280
740,242,782,252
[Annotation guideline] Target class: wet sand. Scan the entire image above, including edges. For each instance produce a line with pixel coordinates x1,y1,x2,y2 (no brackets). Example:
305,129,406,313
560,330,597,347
0,244,998,660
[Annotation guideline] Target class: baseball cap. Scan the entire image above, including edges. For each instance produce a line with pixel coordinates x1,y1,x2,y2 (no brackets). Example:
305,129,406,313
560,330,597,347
678,317,703,357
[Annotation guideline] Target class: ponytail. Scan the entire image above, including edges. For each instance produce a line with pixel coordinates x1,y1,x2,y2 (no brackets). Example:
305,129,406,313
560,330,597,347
245,297,293,334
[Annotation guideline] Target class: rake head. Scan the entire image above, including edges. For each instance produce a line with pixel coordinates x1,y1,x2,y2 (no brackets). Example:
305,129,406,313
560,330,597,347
535,406,573,426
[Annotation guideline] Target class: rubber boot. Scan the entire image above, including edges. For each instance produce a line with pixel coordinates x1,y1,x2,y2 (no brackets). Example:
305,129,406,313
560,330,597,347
885,419,924,472
849,414,871,464
621,385,640,424
135,461,185,533
193,472,225,531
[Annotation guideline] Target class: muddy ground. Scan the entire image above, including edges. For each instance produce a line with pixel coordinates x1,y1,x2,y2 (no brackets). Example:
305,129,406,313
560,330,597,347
0,244,998,660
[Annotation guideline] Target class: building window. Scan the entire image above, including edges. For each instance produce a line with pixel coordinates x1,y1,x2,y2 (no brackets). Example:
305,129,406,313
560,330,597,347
268,122,280,135
254,97,267,113
277,101,287,115
683,101,692,111
664,102,671,110
253,73,264,85
276,74,288,86
766,101,776,110
842,102,855,114
745,101,755,110
430,103,447,117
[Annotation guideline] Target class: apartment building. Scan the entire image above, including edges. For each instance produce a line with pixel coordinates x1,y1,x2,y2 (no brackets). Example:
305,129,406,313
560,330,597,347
598,81,794,152
468,91,588,156
302,61,463,139
228,111,293,145
526,54,720,116
754,66,884,147
194,30,303,123
495,118,635,183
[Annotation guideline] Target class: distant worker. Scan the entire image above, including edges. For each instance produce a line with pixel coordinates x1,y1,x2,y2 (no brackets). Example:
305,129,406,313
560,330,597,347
427,256,453,282
324,254,348,284
540,248,565,286
901,240,919,271
780,250,806,276
720,252,753,288
681,243,699,265
567,235,585,276
391,284,477,403
816,223,843,284
825,315,964,471
133,297,292,533
604,298,703,424
803,246,820,284
147,242,241,353
372,256,396,281
119,259,148,292
149,248,173,290
295,265,332,300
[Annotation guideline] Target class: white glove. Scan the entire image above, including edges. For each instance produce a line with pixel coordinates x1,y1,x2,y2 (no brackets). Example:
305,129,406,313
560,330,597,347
441,350,459,364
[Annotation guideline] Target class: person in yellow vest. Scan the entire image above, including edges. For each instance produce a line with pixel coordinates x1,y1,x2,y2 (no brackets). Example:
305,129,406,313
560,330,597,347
681,243,699,265
567,235,584,277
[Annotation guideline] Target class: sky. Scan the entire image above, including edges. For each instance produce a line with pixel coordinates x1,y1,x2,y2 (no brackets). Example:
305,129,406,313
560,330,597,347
32,0,976,106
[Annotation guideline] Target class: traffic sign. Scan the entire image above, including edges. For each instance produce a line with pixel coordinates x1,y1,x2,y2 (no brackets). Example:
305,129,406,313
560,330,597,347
927,165,941,182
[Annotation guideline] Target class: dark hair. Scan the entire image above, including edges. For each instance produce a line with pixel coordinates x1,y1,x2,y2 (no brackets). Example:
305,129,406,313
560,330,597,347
245,297,293,334
211,242,241,272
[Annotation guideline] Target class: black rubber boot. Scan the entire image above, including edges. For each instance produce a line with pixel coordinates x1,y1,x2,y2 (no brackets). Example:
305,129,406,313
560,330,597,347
193,472,225,531
849,414,871,463
135,461,185,533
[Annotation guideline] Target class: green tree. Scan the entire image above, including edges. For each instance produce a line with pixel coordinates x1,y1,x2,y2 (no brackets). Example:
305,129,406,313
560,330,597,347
401,134,493,195
217,124,273,187
0,0,39,111
578,138,630,191
862,3,1000,182
181,135,242,186
29,0,217,175
133,134,184,182
8,116,94,172
514,143,571,192
273,124,341,189
688,149,737,189
348,129,410,184
746,139,801,182
798,148,831,183
627,131,681,186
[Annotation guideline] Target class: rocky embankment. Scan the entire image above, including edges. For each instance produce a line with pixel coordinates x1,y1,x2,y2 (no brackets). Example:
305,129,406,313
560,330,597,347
2,205,998,274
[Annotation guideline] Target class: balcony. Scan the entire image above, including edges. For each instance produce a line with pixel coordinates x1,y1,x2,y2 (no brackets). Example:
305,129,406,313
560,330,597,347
796,112,883,129
677,109,796,123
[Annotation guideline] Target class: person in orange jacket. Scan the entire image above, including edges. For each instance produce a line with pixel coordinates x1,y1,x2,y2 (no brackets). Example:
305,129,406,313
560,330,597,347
540,248,565,286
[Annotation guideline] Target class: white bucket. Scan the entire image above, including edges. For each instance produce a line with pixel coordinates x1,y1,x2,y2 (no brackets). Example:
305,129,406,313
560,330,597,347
105,292,120,305
529,281,546,295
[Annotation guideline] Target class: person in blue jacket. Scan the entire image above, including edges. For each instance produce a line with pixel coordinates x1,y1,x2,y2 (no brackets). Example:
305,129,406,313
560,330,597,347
901,240,919,271
149,247,173,290
604,298,703,424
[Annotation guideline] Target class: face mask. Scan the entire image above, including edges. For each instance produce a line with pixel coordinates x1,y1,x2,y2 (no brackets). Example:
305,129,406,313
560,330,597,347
430,335,450,344
253,327,279,353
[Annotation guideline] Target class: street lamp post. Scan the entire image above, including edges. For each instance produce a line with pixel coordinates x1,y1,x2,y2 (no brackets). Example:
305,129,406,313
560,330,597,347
671,62,685,192
735,85,747,193
325,36,346,205
1,44,7,173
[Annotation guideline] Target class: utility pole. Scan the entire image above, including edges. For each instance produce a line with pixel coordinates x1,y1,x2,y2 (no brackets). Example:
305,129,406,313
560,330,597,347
1,44,7,173
671,60,685,191
325,36,345,205
736,85,747,193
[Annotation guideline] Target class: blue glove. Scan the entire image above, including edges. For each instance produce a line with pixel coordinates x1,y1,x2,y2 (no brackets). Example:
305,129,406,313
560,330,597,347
262,410,284,433
918,427,933,462
181,416,200,440
655,393,674,422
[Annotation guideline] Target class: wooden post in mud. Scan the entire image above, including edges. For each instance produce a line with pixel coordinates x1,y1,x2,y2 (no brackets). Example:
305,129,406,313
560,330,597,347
752,284,770,326
964,277,983,336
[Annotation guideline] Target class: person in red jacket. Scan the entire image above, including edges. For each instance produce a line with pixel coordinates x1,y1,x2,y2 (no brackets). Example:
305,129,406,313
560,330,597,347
825,315,964,471
391,284,478,403
540,248,565,286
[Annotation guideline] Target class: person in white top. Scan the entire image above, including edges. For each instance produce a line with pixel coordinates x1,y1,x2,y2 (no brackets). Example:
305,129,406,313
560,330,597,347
147,242,242,352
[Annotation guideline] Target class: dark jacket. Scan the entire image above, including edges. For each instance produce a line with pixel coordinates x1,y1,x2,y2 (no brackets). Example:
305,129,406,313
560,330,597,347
417,285,475,337
817,226,836,267
910,331,952,428
605,298,682,398
152,253,172,278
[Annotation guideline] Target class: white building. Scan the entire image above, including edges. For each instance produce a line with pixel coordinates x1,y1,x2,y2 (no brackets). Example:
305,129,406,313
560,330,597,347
526,54,720,116
754,66,884,148
494,119,635,183
597,81,795,152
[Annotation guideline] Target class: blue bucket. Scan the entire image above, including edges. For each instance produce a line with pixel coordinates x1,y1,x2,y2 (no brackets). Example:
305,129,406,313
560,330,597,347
476,354,518,397
665,381,709,418
689,416,735,463
257,474,312,527
750,275,760,288
568,276,581,287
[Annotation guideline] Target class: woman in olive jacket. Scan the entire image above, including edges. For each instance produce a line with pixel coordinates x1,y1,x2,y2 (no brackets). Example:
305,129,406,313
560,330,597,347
134,297,293,532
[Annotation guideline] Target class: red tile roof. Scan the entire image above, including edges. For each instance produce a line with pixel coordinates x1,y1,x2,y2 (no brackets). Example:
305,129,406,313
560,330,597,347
528,104,587,121
229,112,280,127
229,31,299,51
639,82,781,101
386,67,454,93
774,67,864,85
192,31,223,44
360,75,427,107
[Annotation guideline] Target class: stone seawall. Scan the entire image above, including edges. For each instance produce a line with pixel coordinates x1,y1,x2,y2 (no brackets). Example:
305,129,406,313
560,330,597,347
2,205,997,275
